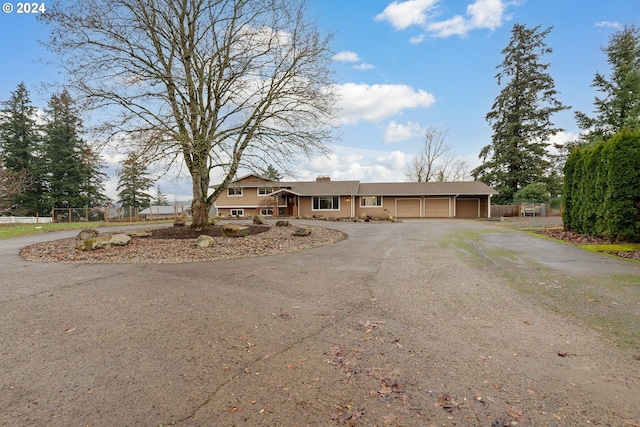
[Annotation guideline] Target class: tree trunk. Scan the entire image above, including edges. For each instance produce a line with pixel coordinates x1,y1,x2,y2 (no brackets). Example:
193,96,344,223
190,171,212,229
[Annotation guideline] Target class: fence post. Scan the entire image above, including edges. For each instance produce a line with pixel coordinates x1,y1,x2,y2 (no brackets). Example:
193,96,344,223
68,207,72,223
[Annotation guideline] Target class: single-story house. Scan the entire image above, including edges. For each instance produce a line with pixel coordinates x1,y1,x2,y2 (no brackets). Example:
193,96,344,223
138,205,187,219
214,174,498,219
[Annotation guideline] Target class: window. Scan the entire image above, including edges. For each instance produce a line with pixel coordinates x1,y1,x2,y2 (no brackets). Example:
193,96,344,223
360,196,382,207
230,209,244,217
260,208,273,216
258,187,274,196
312,196,339,210
227,188,243,197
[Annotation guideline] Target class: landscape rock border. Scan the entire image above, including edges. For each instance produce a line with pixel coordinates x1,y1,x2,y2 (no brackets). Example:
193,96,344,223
21,224,346,264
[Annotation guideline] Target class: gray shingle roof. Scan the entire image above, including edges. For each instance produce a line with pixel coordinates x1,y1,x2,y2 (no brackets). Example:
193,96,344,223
357,181,498,196
222,176,497,197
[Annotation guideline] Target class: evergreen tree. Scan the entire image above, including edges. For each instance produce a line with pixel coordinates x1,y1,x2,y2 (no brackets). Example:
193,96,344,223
0,83,45,215
472,24,569,204
152,186,169,205
264,164,283,181
41,90,107,209
116,152,154,208
574,25,640,143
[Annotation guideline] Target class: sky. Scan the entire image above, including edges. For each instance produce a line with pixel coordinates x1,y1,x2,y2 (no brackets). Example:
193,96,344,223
1,0,639,203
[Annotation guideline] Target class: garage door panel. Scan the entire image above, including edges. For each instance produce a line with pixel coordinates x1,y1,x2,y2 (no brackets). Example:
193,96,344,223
457,199,479,218
424,199,450,218
396,199,420,217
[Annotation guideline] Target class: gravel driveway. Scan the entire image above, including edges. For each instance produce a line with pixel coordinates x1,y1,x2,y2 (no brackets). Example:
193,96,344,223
1,219,639,426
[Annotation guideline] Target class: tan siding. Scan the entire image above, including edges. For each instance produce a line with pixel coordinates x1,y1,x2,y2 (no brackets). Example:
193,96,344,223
396,198,421,217
424,198,450,218
298,196,351,218
457,199,480,218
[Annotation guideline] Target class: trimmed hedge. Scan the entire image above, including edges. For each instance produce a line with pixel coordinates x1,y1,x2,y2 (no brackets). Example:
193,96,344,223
563,130,640,242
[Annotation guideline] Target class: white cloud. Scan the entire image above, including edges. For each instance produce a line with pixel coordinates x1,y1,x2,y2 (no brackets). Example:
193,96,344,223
409,33,427,44
595,21,622,30
289,146,409,182
353,62,375,70
335,83,435,124
377,0,508,40
333,51,361,62
428,0,505,38
383,121,425,142
375,0,439,30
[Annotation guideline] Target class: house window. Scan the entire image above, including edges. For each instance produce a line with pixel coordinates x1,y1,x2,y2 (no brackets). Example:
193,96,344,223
258,187,274,196
230,209,244,217
260,208,273,216
360,196,382,207
312,196,339,210
228,188,243,197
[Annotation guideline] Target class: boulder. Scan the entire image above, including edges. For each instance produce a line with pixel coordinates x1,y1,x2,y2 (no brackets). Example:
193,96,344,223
209,217,220,226
76,229,99,241
292,227,311,237
275,220,290,227
173,218,186,227
222,224,249,237
253,215,268,225
194,235,214,248
75,233,131,251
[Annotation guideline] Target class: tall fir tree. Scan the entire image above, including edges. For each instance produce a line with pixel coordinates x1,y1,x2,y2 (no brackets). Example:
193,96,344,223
116,152,154,208
152,186,169,206
0,83,45,215
264,164,283,181
472,24,569,204
42,90,107,210
574,25,640,143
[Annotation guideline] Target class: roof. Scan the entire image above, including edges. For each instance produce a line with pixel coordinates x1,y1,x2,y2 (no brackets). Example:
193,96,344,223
358,181,498,196
220,177,497,197
281,180,361,196
139,206,183,215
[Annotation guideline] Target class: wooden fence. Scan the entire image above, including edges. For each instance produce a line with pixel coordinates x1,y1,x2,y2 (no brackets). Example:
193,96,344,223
491,204,521,217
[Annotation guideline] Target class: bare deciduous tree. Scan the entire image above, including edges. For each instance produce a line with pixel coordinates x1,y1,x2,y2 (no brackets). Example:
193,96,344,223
433,156,470,182
42,0,337,228
0,165,31,214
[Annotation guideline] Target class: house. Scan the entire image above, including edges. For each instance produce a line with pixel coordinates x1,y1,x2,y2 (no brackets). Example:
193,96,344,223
214,174,498,219
138,205,187,219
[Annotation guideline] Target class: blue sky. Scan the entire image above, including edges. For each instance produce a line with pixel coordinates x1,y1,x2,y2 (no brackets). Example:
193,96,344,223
1,0,639,202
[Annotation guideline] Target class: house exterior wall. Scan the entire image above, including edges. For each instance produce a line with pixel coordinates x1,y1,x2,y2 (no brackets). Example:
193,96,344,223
355,196,393,218
298,196,352,218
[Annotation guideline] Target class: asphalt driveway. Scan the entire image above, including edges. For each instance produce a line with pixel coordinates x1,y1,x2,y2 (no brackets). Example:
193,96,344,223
1,219,639,426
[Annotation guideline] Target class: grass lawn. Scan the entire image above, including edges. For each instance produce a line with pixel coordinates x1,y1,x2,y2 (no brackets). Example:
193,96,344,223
0,220,173,240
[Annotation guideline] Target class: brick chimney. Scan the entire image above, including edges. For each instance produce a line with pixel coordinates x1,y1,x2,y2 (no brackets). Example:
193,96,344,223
316,175,331,181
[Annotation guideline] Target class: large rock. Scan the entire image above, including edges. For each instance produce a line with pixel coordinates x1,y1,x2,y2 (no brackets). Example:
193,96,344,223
292,227,311,237
173,218,186,227
75,233,131,251
194,235,214,248
253,215,268,225
222,224,249,238
76,229,99,241
275,220,290,227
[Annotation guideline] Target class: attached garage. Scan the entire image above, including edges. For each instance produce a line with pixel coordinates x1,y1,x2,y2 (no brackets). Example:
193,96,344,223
396,198,421,217
424,198,450,218
456,198,480,218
